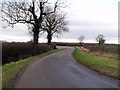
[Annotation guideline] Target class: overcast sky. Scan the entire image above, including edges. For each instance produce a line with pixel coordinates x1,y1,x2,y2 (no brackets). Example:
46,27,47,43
0,0,119,44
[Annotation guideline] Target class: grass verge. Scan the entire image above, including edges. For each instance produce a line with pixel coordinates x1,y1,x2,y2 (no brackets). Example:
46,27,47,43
2,48,65,88
73,47,119,79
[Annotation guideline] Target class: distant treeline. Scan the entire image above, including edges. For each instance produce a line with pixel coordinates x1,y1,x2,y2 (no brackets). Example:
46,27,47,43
54,42,119,56
2,42,56,65
54,42,119,47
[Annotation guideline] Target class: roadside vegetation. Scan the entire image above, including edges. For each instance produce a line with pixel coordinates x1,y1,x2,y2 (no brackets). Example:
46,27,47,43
2,47,64,88
84,44,118,58
2,42,56,65
73,47,119,79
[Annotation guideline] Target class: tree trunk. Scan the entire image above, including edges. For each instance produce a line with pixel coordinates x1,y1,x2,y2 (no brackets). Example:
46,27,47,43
33,27,39,55
47,32,52,47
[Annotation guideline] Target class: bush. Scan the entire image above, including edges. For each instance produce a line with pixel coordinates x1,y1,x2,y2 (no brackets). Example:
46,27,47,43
2,42,56,65
83,43,118,56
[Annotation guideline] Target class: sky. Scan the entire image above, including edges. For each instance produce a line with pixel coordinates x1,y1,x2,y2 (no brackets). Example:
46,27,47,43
0,0,119,44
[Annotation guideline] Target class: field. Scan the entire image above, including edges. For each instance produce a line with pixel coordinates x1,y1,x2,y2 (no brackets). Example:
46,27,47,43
55,42,119,59
73,47,119,79
83,43,118,58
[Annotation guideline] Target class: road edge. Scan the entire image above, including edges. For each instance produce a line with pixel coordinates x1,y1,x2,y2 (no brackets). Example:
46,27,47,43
9,48,66,88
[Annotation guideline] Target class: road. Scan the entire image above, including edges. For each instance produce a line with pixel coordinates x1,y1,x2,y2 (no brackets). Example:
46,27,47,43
13,47,118,88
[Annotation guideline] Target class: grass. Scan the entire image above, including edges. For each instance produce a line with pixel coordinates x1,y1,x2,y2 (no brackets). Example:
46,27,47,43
89,52,118,61
73,47,119,79
2,48,65,88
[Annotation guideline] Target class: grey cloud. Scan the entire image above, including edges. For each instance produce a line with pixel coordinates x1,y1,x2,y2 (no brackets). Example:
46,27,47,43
69,20,117,27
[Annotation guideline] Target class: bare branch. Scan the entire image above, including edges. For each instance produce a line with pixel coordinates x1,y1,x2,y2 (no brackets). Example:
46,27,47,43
0,0,68,48
42,11,69,45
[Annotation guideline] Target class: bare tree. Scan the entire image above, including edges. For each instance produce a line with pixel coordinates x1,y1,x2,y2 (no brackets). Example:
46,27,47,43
0,0,63,54
78,35,85,46
42,11,69,46
96,34,105,45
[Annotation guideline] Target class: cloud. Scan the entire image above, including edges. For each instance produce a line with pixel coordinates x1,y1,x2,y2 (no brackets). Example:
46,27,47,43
0,23,30,37
0,0,118,44
63,0,118,43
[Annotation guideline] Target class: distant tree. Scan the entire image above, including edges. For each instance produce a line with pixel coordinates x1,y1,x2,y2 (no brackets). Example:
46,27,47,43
96,34,105,45
78,35,85,46
42,11,69,47
0,0,63,54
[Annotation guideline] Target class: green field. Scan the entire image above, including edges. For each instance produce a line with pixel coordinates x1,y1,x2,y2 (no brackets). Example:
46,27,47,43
73,47,118,79
2,48,64,88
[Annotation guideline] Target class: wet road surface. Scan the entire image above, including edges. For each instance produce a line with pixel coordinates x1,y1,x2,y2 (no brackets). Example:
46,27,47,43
13,47,118,88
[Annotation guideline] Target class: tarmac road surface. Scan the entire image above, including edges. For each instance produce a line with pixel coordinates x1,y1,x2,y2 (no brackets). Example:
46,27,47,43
13,47,118,88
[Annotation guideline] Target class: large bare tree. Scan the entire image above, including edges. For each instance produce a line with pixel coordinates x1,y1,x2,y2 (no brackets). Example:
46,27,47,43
42,11,69,46
0,0,63,54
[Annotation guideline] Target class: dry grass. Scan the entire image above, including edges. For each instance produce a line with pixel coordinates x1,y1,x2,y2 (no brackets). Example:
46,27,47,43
79,46,118,61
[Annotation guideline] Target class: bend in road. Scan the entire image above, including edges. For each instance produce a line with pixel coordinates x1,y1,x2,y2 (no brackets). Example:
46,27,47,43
13,47,119,88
